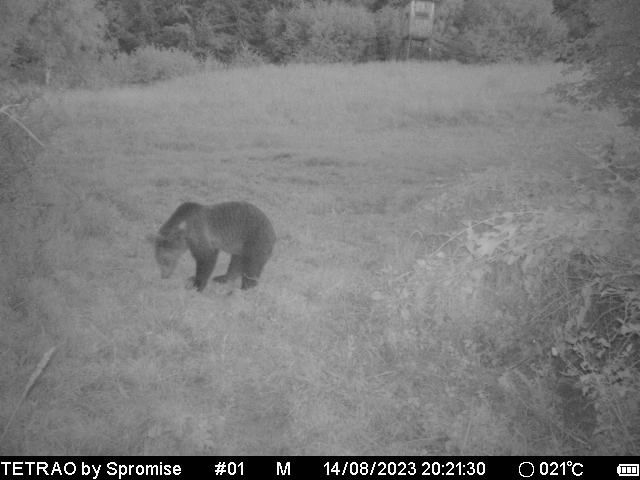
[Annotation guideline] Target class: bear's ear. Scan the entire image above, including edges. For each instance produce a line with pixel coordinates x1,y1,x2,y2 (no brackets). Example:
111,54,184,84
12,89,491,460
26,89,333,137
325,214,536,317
145,233,158,244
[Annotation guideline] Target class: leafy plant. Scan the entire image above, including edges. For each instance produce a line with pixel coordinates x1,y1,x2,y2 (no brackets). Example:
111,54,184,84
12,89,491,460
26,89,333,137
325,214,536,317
264,2,376,64
555,0,640,129
374,145,639,452
456,0,568,62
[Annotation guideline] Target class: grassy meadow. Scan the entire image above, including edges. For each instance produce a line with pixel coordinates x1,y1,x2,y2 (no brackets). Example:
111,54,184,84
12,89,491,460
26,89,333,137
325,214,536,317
1,61,638,455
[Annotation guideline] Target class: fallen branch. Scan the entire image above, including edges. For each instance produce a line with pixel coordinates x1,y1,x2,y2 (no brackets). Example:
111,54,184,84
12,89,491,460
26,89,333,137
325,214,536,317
0,347,57,443
0,104,46,149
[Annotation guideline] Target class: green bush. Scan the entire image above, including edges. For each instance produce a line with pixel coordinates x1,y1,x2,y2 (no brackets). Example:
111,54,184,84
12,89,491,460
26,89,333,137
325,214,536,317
457,0,568,62
264,2,376,64
300,2,376,63
94,46,203,86
229,42,266,68
555,0,640,130
128,46,202,84
421,159,639,453
375,166,639,453
263,6,310,64
374,6,404,61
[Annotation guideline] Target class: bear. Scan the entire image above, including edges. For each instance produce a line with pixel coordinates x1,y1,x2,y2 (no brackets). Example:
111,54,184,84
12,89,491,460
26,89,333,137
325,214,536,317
149,201,276,291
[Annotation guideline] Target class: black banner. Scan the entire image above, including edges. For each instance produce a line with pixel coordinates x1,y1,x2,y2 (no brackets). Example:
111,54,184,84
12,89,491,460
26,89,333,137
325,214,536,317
0,456,635,480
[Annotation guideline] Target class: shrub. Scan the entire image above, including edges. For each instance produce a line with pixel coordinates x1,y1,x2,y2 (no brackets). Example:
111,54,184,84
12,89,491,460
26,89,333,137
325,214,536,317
128,46,202,84
456,0,568,62
377,155,640,453
92,46,203,86
263,6,309,64
300,2,376,63
229,42,266,68
374,6,404,61
555,0,640,130
264,2,376,64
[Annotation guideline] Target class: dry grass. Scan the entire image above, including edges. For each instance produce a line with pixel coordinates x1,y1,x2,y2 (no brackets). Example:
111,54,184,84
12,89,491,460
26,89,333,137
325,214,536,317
1,61,636,455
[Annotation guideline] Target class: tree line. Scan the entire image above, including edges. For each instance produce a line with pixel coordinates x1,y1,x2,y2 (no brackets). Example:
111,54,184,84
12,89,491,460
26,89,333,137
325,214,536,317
0,0,637,128
0,0,582,76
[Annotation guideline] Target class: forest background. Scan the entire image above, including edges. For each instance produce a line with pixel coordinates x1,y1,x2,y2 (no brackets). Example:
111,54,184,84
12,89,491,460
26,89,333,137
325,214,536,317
0,0,609,84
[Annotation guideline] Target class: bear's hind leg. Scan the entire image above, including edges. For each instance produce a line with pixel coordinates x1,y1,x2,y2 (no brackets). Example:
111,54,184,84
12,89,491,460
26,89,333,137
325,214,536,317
213,254,243,284
240,253,269,290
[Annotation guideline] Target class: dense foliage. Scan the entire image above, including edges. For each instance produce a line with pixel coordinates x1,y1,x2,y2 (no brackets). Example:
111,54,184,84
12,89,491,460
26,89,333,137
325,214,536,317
1,0,567,84
454,0,567,62
555,0,640,129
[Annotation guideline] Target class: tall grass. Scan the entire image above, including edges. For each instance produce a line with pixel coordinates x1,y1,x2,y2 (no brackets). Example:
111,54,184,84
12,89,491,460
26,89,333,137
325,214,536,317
64,62,569,133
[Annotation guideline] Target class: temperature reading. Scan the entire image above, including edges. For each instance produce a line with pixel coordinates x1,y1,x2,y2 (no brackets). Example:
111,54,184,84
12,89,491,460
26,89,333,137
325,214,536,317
543,461,582,476
519,461,583,478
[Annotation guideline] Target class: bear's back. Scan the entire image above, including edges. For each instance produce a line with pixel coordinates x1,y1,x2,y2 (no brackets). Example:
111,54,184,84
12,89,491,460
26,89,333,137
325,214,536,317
199,201,275,255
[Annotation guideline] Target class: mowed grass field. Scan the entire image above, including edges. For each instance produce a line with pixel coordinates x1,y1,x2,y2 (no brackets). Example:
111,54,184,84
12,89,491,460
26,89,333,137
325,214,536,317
1,62,633,455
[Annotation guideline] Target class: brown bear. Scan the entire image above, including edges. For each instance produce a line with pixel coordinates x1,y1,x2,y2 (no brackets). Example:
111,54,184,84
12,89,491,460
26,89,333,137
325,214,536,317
149,201,275,291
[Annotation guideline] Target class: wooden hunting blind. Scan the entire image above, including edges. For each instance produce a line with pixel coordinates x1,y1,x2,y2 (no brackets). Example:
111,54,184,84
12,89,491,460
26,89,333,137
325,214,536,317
404,0,436,40
402,0,440,59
